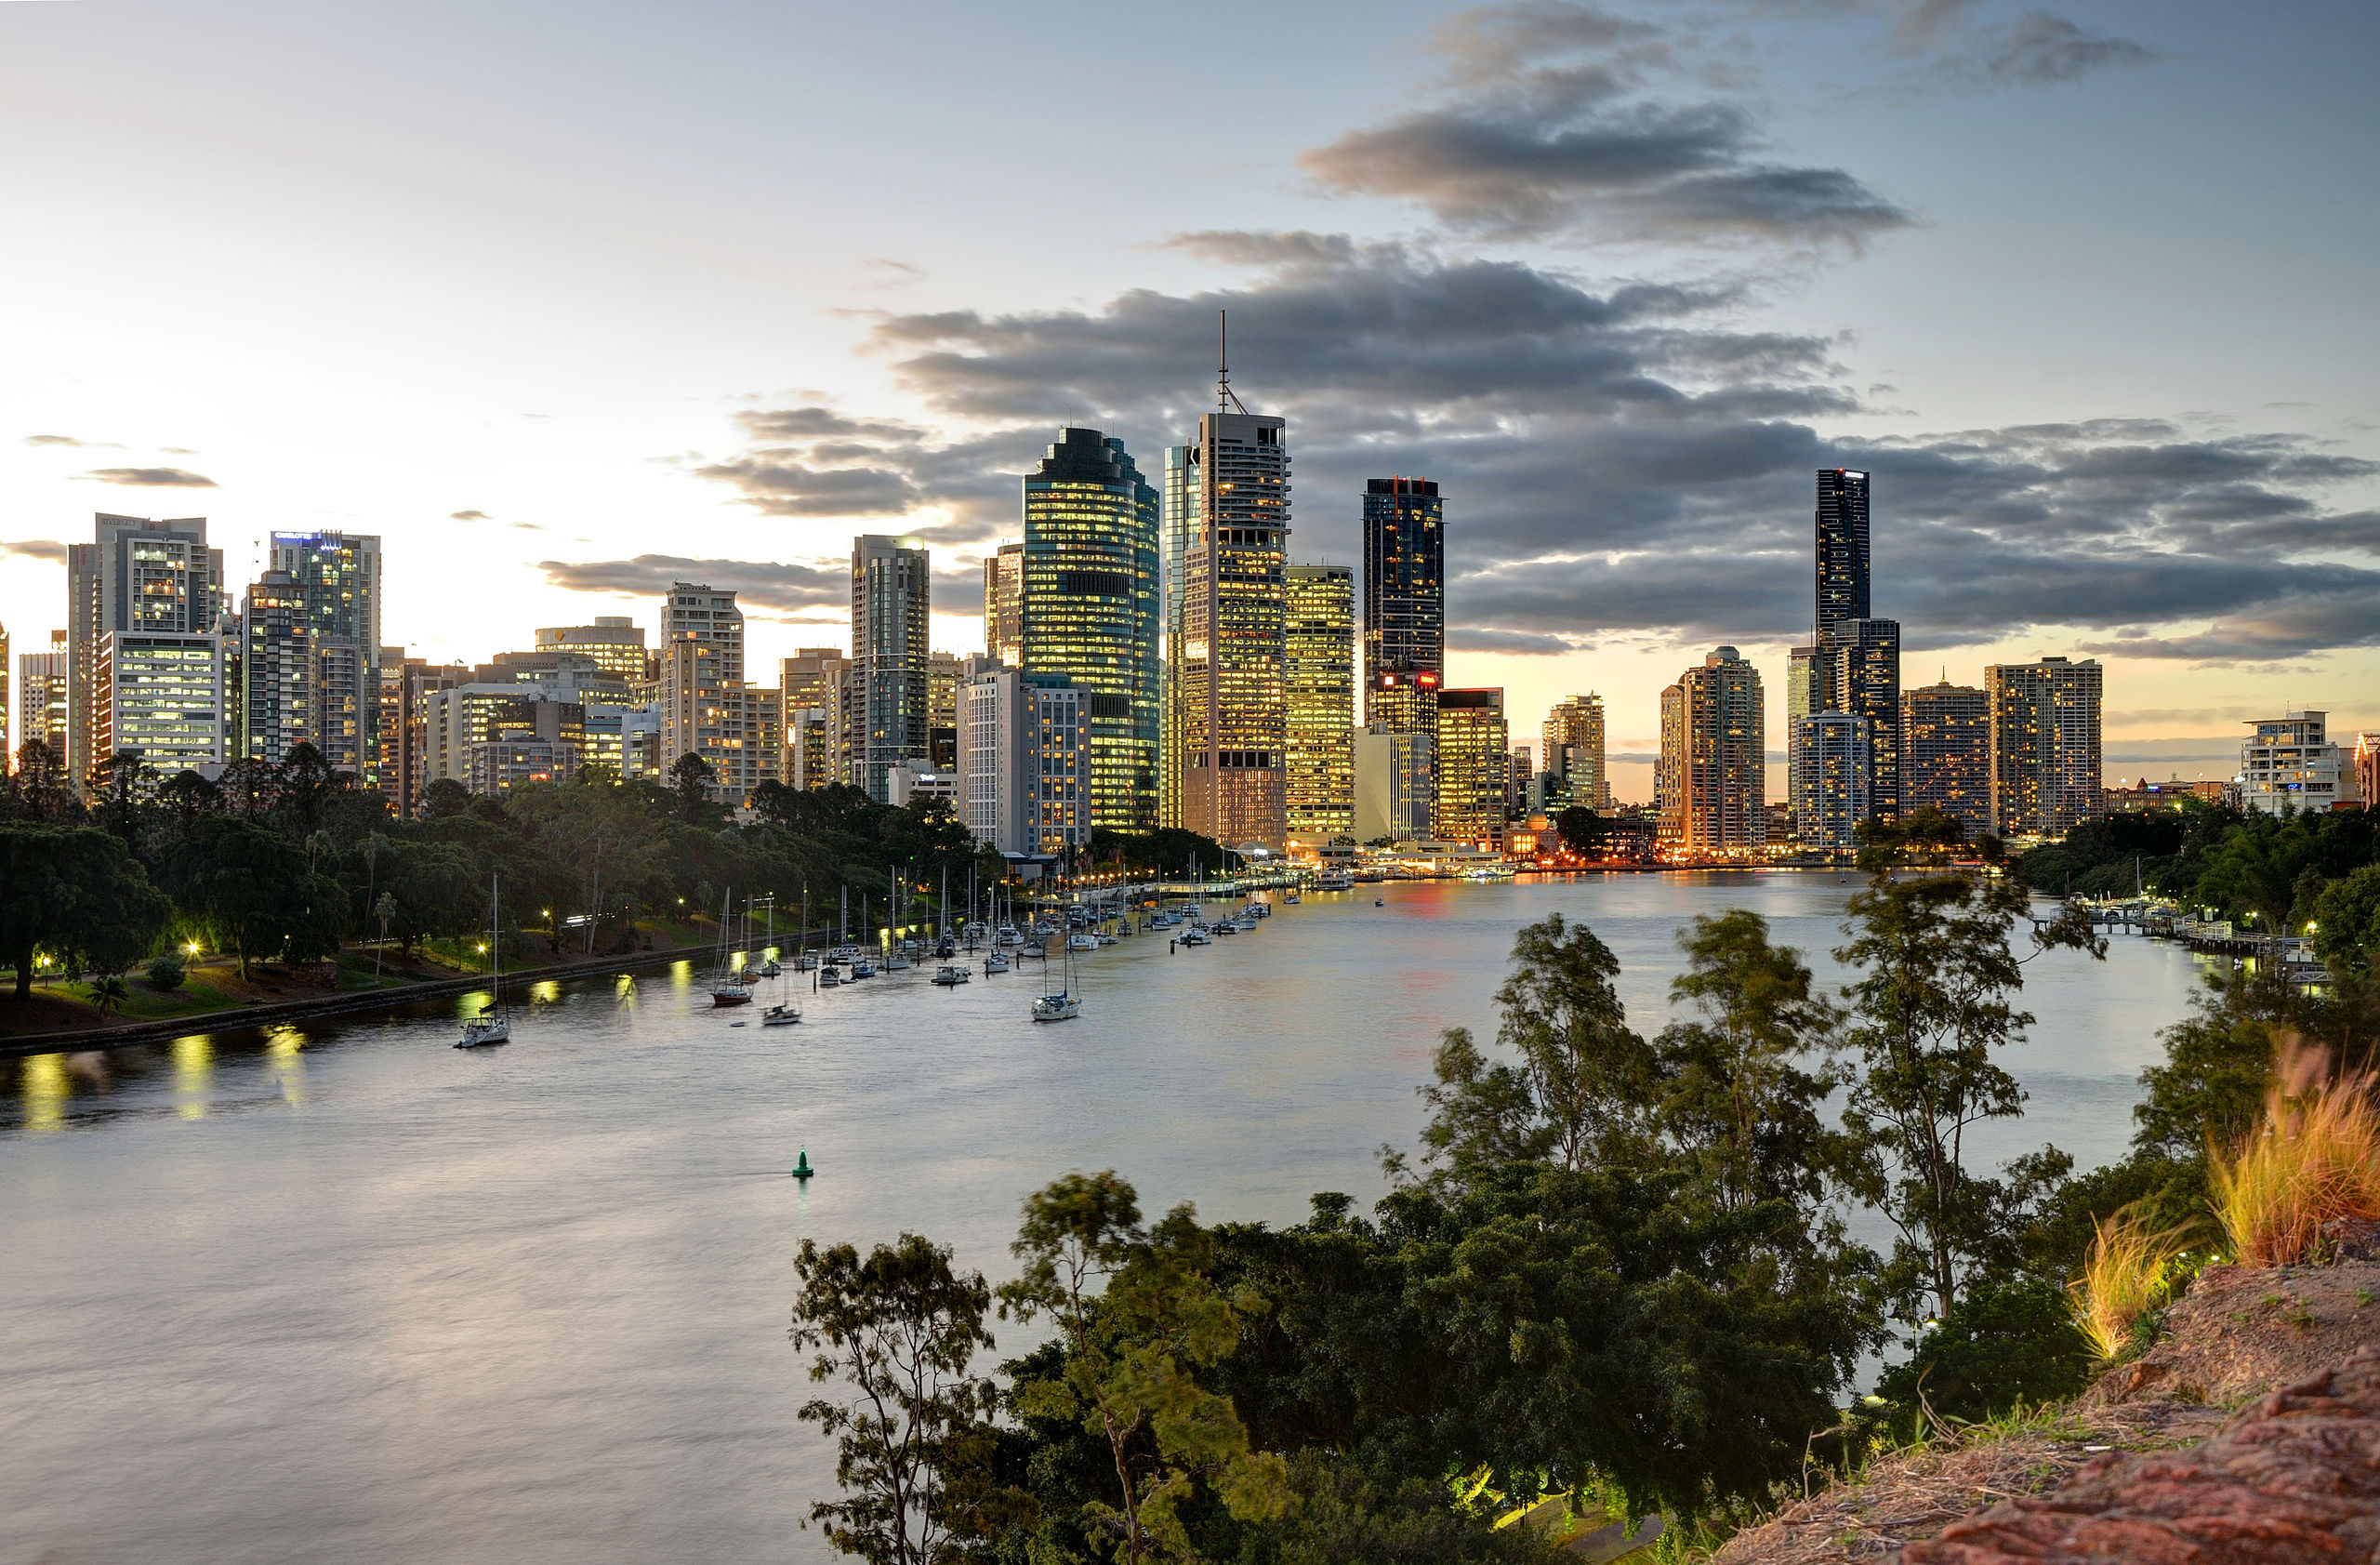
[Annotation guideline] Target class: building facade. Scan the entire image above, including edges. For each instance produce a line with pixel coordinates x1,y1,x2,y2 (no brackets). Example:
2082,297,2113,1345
2241,711,2348,816
1987,656,2103,838
1540,693,1608,811
67,514,225,783
779,647,853,787
1902,681,1991,839
1283,564,1354,842
239,570,315,763
93,630,226,773
961,666,1090,856
1791,711,1871,852
1433,688,1508,847
1354,727,1432,844
1362,476,1443,741
1173,409,1290,850
1019,428,1162,830
17,632,68,767
658,582,755,799
1658,646,1765,855
853,537,932,803
983,543,1025,670
536,618,651,691
1821,616,1902,820
1816,469,1871,630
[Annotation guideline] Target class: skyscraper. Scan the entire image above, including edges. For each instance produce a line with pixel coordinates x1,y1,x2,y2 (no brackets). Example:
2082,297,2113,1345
1019,428,1161,830
853,536,932,803
961,665,1090,856
659,581,755,800
1902,681,1991,839
240,571,315,764
67,513,225,783
1159,444,1197,829
0,620,9,765
1433,688,1509,847
779,648,853,787
1174,401,1290,851
537,618,650,688
1363,476,1443,740
1816,469,1871,630
1792,710,1871,852
1987,655,2103,837
1822,617,1902,819
983,542,1025,670
1540,694,1608,810
1283,564,1354,842
1658,646,1765,854
17,631,69,766
265,531,381,778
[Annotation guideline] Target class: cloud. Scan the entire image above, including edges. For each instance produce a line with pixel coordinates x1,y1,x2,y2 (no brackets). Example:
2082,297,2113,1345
450,509,489,521
1963,12,2161,87
538,554,851,615
758,237,2380,666
24,433,121,448
1448,627,1584,655
73,466,217,487
1,538,68,564
1297,3,1913,246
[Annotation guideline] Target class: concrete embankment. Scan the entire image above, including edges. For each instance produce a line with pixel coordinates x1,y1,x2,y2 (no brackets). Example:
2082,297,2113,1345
0,946,694,1058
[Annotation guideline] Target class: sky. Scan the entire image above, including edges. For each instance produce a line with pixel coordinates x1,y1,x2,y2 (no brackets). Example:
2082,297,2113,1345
3,0,2375,801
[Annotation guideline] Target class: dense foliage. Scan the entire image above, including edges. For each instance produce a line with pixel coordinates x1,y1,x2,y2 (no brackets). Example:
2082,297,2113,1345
0,739,1002,990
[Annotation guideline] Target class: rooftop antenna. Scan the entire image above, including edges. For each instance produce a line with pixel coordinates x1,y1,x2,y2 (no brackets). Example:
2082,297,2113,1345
1217,310,1247,415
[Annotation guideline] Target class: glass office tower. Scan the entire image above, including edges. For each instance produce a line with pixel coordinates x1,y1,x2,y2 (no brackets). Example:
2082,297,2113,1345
1362,477,1444,740
1175,410,1290,850
1284,564,1354,842
1020,428,1161,830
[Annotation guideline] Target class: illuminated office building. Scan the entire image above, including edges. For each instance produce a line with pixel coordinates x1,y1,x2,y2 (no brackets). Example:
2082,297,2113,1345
269,530,381,779
16,631,68,766
1540,693,1608,810
1902,681,1990,839
927,650,963,773
779,648,853,786
1658,646,1765,854
1987,656,2102,837
1363,476,1443,741
0,621,8,763
1354,727,1431,844
240,571,315,764
94,630,226,772
1173,402,1290,850
1159,444,1196,828
961,665,1089,856
1284,564,1354,842
537,617,651,690
1817,469,1871,630
983,543,1025,670
1791,710,1871,852
1822,616,1901,819
1018,428,1160,829
68,513,225,782
1433,688,1509,847
853,537,932,802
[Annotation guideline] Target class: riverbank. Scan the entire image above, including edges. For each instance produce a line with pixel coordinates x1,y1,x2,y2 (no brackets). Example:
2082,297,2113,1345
0,942,698,1057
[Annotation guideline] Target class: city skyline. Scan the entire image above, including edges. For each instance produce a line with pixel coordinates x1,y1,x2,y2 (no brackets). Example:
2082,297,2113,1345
2,2,2375,794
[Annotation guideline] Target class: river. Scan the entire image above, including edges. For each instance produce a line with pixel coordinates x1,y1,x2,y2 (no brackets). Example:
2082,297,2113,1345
0,873,2207,1564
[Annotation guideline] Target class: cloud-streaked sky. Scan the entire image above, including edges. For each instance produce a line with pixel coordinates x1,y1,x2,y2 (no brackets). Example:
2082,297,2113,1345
3,0,2374,792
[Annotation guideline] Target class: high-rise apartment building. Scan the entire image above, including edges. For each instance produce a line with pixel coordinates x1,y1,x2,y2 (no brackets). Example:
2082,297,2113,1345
1821,617,1901,819
779,648,853,787
1784,642,1825,839
0,621,8,764
853,537,932,803
67,513,225,782
2241,711,2348,816
1354,727,1432,843
1159,445,1196,829
1362,477,1444,740
1283,564,1355,842
239,571,315,764
961,665,1090,856
1791,711,1871,852
1902,681,1990,839
1987,656,2103,838
1540,694,1608,810
1173,405,1290,850
1816,469,1871,630
266,531,381,779
983,543,1025,670
659,581,756,800
1434,688,1509,847
1019,428,1162,829
1658,646,1765,854
17,632,69,766
536,618,650,688
927,651,963,772
2357,733,2380,815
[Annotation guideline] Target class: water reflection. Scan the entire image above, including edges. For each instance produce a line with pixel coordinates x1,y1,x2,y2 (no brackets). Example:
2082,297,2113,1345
20,1053,67,1133
265,1028,307,1107
172,1034,213,1120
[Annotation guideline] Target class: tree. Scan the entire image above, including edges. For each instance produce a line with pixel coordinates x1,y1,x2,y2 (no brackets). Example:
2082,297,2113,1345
0,826,172,997
2313,863,2380,973
671,752,721,825
1552,805,1605,855
790,1234,1028,1565
420,777,473,820
1654,909,1861,1215
1414,914,1659,1179
91,750,154,843
163,816,345,976
86,975,131,1018
1835,870,2104,1325
998,1172,1288,1563
3,740,82,824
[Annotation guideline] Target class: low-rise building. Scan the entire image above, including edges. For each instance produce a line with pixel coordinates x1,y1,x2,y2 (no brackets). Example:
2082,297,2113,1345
2241,711,2350,815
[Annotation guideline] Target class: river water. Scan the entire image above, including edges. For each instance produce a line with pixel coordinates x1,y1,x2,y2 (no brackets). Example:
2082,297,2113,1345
1,874,2205,1564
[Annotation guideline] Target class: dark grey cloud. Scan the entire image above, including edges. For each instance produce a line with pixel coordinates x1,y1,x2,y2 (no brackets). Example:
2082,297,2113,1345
1,538,68,564
1960,12,2161,87
1297,3,1913,246
767,235,2380,666
539,553,983,622
74,466,217,488
694,452,924,517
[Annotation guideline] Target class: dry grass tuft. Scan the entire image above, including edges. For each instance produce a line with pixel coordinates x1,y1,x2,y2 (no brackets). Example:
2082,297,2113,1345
2071,1207,2191,1359
2210,1043,2380,1268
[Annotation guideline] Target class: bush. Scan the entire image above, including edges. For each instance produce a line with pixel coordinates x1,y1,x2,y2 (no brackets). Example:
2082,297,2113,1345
1871,1280,2095,1427
2070,1206,2190,1359
145,953,187,991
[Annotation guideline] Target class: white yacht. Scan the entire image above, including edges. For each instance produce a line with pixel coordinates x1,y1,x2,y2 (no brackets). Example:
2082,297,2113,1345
457,876,512,1047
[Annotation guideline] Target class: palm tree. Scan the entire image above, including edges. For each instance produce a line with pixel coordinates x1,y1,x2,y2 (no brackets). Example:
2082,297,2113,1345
87,975,131,1019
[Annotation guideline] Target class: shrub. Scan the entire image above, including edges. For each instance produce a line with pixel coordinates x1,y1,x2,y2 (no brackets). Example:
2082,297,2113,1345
1871,1280,2095,1428
2209,1046,2380,1267
145,953,187,991
2069,1206,2191,1359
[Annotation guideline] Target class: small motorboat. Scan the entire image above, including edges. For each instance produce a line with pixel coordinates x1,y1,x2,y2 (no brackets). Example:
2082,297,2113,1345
712,985,753,1007
1212,921,1236,936
1022,940,1047,959
818,966,842,988
1181,926,1210,947
985,952,1010,974
1375,898,1385,907
1283,893,1300,905
932,964,971,986
1095,932,1117,947
849,958,876,979
762,1002,801,1027
1067,933,1098,951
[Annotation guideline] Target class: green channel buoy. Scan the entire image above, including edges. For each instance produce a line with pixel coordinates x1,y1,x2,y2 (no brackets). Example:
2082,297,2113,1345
792,1149,814,1181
